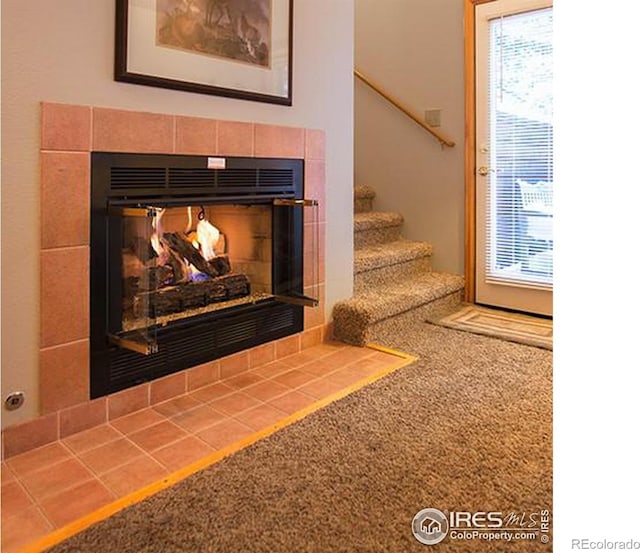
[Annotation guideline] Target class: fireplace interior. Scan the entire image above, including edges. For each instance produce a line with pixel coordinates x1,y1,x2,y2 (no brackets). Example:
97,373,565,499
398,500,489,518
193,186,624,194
90,153,318,398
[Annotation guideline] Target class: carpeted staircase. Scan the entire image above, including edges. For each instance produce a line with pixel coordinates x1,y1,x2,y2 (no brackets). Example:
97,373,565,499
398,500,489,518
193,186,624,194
332,185,465,346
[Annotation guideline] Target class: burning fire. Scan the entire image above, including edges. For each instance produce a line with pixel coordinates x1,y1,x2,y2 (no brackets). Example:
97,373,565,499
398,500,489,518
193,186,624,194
148,206,222,284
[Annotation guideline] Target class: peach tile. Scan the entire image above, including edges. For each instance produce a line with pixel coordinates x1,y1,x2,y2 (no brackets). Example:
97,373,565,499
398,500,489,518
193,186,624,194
297,378,346,400
304,222,326,286
127,420,188,452
196,419,254,450
243,380,291,403
59,398,107,439
6,442,71,477
151,436,213,471
62,424,122,454
272,369,317,389
278,348,324,370
175,115,217,155
305,129,326,160
40,478,115,528
93,107,174,153
248,360,292,379
304,160,326,223
347,355,397,377
275,335,300,359
324,367,366,388
323,346,374,367
248,342,275,369
78,438,144,475
41,102,91,151
304,284,325,330
110,408,165,435
40,247,89,348
186,360,220,391
1,482,34,520
108,384,150,420
40,152,90,249
153,394,202,417
217,120,254,156
268,390,316,415
0,505,53,553
189,381,235,403
39,340,89,414
224,372,264,390
150,373,186,405
219,351,249,379
171,404,226,434
209,392,261,417
301,327,323,350
1,462,17,485
20,457,94,502
254,124,304,158
3,414,59,459
233,404,287,431
296,357,338,378
100,455,168,498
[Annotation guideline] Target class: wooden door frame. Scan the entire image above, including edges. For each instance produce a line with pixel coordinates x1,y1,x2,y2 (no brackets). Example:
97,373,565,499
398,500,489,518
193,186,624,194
464,0,496,303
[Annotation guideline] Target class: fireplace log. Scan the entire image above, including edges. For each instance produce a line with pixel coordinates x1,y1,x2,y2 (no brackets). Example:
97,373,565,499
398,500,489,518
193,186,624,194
132,273,251,317
162,232,231,277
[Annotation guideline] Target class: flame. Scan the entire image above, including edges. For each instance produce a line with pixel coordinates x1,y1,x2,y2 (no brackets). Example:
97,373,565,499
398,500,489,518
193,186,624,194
196,219,220,261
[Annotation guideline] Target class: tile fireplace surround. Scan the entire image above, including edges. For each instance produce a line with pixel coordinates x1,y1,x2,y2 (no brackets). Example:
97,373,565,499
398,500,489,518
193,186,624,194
1,102,328,460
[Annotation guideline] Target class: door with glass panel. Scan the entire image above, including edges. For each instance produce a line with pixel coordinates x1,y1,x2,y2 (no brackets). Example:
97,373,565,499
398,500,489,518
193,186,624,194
475,0,553,316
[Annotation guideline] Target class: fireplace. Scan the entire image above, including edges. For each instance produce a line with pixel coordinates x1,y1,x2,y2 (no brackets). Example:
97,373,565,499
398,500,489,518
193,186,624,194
90,152,318,398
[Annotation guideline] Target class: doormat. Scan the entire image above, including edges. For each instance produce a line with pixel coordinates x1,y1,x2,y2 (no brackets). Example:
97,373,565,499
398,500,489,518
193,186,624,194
427,304,552,350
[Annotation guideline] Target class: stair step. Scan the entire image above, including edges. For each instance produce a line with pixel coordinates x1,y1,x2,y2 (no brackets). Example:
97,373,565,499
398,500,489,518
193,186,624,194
354,211,404,247
355,240,433,290
355,240,432,274
332,272,465,346
354,185,376,212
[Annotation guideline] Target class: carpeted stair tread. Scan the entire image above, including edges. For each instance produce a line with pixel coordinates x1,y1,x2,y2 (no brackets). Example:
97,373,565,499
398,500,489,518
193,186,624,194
354,184,376,200
333,272,464,326
355,239,433,274
354,211,403,232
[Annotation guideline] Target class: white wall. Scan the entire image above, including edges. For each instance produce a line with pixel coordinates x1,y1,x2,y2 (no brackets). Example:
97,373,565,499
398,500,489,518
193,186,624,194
0,0,354,427
354,0,465,274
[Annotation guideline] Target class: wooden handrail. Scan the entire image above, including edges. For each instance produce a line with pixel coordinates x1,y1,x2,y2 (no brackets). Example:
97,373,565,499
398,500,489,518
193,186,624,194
354,69,455,148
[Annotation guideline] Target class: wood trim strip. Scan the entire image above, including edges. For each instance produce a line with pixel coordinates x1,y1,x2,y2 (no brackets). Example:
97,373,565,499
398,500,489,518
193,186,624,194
464,0,478,303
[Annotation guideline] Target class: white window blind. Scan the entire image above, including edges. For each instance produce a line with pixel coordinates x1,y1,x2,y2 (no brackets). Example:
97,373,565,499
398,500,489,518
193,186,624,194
486,7,553,287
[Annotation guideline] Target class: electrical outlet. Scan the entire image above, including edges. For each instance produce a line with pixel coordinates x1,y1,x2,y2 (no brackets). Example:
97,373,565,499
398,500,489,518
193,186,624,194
424,109,441,127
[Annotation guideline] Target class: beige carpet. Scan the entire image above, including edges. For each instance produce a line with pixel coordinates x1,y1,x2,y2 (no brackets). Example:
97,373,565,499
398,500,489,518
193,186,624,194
44,322,552,553
428,304,553,350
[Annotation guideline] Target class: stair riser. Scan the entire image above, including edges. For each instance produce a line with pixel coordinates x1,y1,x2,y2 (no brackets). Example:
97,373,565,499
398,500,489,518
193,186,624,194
355,258,432,292
354,225,403,248
354,198,374,213
333,291,463,346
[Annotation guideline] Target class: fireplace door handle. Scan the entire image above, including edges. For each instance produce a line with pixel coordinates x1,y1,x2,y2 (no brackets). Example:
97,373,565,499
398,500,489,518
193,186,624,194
109,334,159,356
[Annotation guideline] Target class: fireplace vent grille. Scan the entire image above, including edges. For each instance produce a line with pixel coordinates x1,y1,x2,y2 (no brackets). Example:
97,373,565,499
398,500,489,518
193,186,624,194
109,167,296,196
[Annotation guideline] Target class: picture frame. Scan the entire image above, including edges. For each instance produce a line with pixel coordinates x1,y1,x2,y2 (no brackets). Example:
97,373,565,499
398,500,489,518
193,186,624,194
115,0,293,106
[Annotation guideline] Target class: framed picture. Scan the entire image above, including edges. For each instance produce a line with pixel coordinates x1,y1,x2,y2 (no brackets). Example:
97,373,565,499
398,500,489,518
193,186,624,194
115,0,293,105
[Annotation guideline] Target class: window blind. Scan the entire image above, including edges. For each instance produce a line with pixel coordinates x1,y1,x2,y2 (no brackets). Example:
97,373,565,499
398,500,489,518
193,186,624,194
486,7,553,287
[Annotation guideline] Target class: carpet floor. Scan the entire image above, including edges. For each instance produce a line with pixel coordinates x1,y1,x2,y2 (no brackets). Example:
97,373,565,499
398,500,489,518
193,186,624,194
45,323,552,553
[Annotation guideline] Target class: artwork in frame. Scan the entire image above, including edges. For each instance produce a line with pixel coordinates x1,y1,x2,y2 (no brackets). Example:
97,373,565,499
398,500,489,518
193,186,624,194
115,0,293,105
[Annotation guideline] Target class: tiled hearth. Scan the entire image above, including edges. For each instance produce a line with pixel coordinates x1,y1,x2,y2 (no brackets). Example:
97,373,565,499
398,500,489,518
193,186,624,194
1,342,411,553
1,102,328,458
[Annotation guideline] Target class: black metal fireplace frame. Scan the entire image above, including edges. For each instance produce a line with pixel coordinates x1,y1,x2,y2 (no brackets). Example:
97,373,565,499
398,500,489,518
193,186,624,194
90,152,306,398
